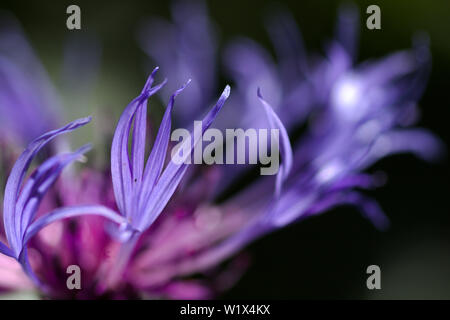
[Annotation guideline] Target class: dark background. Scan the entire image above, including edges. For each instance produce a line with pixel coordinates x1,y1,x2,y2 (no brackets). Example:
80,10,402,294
1,0,449,299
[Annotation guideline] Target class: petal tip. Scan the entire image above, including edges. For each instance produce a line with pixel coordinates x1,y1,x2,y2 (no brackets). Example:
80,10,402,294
223,85,231,98
142,67,160,93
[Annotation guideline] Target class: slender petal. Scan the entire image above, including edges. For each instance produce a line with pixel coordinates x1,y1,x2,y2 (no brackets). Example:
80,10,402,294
17,145,92,240
131,103,147,185
334,3,359,60
136,80,191,222
305,191,390,230
18,247,42,288
257,88,293,197
110,68,166,218
24,205,127,244
137,85,230,231
3,117,91,255
363,129,444,167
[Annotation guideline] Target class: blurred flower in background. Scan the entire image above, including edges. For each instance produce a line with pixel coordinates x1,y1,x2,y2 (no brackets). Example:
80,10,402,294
0,14,61,145
0,1,444,299
140,1,442,278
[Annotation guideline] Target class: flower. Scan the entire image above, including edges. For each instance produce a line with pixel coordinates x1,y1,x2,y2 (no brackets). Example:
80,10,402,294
0,67,236,298
0,3,444,299
139,3,443,277
0,14,61,144
104,67,231,287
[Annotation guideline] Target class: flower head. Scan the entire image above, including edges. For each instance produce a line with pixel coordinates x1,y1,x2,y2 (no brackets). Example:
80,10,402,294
153,4,443,276
0,3,444,300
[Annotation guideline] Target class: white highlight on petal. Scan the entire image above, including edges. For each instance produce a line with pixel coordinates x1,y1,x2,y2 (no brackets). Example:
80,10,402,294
316,160,344,184
331,74,366,122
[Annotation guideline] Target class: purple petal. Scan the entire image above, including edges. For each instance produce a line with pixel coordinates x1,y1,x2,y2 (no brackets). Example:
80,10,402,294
306,191,390,231
137,85,230,231
0,241,13,258
334,3,359,61
257,88,293,197
131,103,147,185
18,247,42,288
110,68,166,218
136,80,191,222
16,144,91,243
23,205,126,244
329,173,381,191
363,129,444,168
3,117,91,255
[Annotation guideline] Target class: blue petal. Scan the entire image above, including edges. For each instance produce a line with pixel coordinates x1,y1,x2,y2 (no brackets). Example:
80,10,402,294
16,144,91,243
135,80,191,223
257,88,293,197
0,241,13,258
24,205,127,244
3,117,91,256
137,85,230,231
110,67,166,218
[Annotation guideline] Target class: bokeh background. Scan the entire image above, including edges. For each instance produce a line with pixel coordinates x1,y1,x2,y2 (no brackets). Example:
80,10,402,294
0,0,449,299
